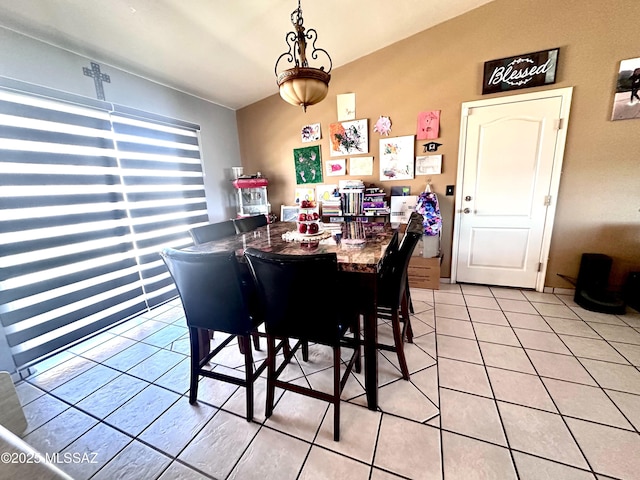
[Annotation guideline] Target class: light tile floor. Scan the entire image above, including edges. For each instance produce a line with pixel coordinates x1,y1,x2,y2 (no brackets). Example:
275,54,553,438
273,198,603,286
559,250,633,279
13,284,640,479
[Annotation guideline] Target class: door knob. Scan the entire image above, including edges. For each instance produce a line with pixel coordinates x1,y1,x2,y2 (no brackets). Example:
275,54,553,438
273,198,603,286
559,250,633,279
463,208,471,214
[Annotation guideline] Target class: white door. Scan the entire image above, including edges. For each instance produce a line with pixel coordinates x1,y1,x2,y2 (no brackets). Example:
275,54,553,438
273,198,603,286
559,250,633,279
452,88,573,291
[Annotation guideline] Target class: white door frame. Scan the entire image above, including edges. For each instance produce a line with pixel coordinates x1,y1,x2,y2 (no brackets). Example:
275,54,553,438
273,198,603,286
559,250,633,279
451,87,573,292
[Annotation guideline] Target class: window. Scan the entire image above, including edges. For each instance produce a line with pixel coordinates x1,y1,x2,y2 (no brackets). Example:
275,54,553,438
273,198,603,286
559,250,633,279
0,82,206,368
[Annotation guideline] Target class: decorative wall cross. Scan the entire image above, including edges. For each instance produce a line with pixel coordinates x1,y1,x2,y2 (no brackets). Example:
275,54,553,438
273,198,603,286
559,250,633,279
83,62,110,100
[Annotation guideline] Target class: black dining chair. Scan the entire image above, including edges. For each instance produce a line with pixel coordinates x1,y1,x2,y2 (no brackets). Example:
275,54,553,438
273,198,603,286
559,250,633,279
189,220,236,245
244,248,360,441
159,248,266,421
188,220,240,351
376,212,423,380
233,214,268,233
381,228,414,313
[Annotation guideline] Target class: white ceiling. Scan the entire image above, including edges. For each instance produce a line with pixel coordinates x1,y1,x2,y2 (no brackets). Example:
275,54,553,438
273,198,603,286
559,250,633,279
0,0,494,110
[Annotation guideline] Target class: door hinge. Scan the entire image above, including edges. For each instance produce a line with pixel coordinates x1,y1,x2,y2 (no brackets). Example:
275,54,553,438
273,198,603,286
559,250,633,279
554,118,563,130
544,195,552,206
537,262,543,272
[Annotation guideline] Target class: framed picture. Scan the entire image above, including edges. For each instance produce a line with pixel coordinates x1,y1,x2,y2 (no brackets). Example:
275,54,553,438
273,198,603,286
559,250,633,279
379,135,415,181
294,187,315,205
293,145,323,184
315,184,338,203
325,159,346,176
301,123,321,142
280,205,299,222
611,57,640,121
329,119,368,157
350,156,374,176
336,93,356,121
416,111,440,140
416,155,442,175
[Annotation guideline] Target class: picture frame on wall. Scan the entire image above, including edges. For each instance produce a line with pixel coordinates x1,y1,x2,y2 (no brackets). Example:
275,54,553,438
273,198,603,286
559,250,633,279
482,48,559,95
301,123,321,142
315,184,338,203
350,156,374,176
293,145,323,184
329,119,368,157
416,155,442,175
379,135,415,181
294,187,315,205
325,159,346,176
336,93,356,121
611,56,640,121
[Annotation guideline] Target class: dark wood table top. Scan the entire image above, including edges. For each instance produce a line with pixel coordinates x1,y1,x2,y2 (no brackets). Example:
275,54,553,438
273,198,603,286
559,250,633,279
188,221,394,274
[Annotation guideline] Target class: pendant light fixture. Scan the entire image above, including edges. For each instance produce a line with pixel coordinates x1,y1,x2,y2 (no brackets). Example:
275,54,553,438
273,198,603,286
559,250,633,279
274,0,332,112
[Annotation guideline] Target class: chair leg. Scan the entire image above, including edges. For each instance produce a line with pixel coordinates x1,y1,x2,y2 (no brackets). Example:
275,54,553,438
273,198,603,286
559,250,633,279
391,311,410,380
197,328,211,363
188,328,200,404
405,317,414,344
333,345,341,442
302,340,309,362
354,314,362,374
265,336,277,419
406,278,414,313
252,332,261,351
238,335,246,354
400,294,413,344
242,335,254,422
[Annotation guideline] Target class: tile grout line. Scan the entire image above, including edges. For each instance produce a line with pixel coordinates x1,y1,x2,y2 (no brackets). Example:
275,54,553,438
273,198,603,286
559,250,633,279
534,306,640,436
464,289,522,480
17,286,640,480
432,291,446,480
506,306,598,476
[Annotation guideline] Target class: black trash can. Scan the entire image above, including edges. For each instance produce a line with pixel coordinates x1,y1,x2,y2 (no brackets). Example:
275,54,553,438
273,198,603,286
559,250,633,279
624,272,640,311
574,253,626,315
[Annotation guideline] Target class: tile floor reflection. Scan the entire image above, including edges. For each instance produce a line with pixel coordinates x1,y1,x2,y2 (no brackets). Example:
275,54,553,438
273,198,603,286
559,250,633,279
13,284,640,479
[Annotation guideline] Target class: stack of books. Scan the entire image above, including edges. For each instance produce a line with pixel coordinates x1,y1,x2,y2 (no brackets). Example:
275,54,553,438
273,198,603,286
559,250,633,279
363,187,390,216
319,186,342,218
321,200,342,216
339,179,365,216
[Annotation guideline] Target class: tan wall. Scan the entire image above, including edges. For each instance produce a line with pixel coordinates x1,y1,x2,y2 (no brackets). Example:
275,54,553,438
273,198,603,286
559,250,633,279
237,0,640,289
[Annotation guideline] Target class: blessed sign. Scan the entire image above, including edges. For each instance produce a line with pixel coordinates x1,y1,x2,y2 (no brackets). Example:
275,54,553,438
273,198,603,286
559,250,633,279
482,48,559,94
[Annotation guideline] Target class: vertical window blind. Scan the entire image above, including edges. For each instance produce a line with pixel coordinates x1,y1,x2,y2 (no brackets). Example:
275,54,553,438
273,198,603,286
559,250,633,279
0,86,205,368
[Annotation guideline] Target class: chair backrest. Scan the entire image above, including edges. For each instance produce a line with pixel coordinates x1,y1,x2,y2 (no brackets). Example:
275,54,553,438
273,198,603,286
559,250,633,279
189,220,236,245
160,248,253,334
380,211,421,271
405,211,424,235
244,248,342,343
234,215,268,233
380,229,399,267
378,227,422,309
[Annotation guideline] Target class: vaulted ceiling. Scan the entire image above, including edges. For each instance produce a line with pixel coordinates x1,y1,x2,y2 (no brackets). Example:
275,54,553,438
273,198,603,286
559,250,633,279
0,0,494,109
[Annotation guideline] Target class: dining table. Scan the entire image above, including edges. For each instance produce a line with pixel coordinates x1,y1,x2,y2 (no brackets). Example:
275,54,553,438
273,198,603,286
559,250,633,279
187,220,395,411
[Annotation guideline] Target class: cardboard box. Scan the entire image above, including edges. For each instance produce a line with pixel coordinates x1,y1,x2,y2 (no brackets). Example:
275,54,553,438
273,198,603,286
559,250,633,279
408,256,441,290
